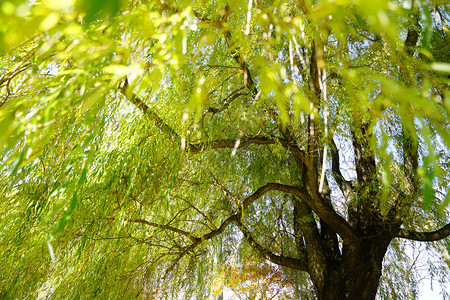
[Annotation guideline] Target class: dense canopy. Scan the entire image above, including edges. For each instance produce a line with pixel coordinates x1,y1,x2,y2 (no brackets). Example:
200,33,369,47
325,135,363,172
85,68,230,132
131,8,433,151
1,0,449,299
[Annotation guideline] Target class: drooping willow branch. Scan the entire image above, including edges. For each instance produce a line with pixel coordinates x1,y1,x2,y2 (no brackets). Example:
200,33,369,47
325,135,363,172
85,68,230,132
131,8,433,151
163,214,239,278
194,6,257,96
163,183,308,276
263,184,358,242
109,181,358,279
119,78,307,158
105,216,199,243
235,218,308,271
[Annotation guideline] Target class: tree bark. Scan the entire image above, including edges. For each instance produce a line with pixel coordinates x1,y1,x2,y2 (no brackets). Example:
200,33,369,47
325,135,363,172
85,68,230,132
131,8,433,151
309,237,391,300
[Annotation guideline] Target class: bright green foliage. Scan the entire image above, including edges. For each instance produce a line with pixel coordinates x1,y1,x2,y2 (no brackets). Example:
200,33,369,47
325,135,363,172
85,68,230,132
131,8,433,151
0,0,449,299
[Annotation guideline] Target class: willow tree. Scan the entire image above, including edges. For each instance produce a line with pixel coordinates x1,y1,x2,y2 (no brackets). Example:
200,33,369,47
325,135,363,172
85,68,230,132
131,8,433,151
1,0,449,299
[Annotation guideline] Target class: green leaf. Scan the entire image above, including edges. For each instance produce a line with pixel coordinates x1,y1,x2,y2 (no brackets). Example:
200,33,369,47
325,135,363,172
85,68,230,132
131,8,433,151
422,173,434,211
0,110,15,148
421,157,435,211
54,194,78,234
10,144,28,175
80,0,121,24
78,168,87,185
421,7,432,50
102,64,131,76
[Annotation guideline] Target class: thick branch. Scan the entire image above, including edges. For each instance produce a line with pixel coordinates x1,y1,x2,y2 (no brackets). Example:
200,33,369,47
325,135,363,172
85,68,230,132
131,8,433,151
120,79,290,155
403,130,419,182
240,183,305,210
394,223,450,242
389,9,421,219
294,197,332,289
308,41,323,98
235,219,308,271
402,10,420,180
351,124,376,183
119,79,180,141
301,193,358,241
293,199,308,257
330,137,353,199
404,9,420,55
198,214,238,242
294,197,325,263
319,192,341,260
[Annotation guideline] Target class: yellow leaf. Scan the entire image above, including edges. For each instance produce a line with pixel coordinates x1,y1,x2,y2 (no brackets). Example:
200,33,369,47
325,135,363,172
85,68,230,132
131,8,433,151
431,62,450,73
40,13,60,31
103,64,131,76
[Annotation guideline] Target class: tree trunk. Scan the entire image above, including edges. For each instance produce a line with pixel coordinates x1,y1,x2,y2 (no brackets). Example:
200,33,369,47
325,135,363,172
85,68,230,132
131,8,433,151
310,237,392,300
